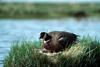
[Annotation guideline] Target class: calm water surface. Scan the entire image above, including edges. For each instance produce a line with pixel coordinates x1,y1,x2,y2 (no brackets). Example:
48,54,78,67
0,18,100,67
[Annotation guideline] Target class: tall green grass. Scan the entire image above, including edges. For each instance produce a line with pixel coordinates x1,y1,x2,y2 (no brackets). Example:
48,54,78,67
4,37,100,67
0,3,100,18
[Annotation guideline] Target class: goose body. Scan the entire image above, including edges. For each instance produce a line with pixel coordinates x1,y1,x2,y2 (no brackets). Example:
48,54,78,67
39,31,78,52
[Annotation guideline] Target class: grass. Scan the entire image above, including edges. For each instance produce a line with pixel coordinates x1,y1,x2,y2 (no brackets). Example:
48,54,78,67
4,36,100,67
0,3,100,19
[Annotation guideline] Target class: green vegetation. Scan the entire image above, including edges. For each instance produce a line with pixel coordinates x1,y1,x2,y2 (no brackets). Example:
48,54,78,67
0,3,100,19
4,36,100,67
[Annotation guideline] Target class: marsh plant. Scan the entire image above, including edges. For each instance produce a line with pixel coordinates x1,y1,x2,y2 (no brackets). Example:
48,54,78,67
0,3,100,18
4,37,100,67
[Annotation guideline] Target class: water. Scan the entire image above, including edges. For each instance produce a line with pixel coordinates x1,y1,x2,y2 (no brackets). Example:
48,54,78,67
0,18,100,67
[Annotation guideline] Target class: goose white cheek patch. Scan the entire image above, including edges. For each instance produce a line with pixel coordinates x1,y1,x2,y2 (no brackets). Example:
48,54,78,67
44,41,47,44
43,40,50,44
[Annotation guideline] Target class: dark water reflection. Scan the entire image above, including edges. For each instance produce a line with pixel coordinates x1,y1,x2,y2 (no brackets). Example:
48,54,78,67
0,18,100,67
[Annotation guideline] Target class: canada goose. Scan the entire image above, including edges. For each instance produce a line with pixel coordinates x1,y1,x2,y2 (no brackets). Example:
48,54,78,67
39,31,78,52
